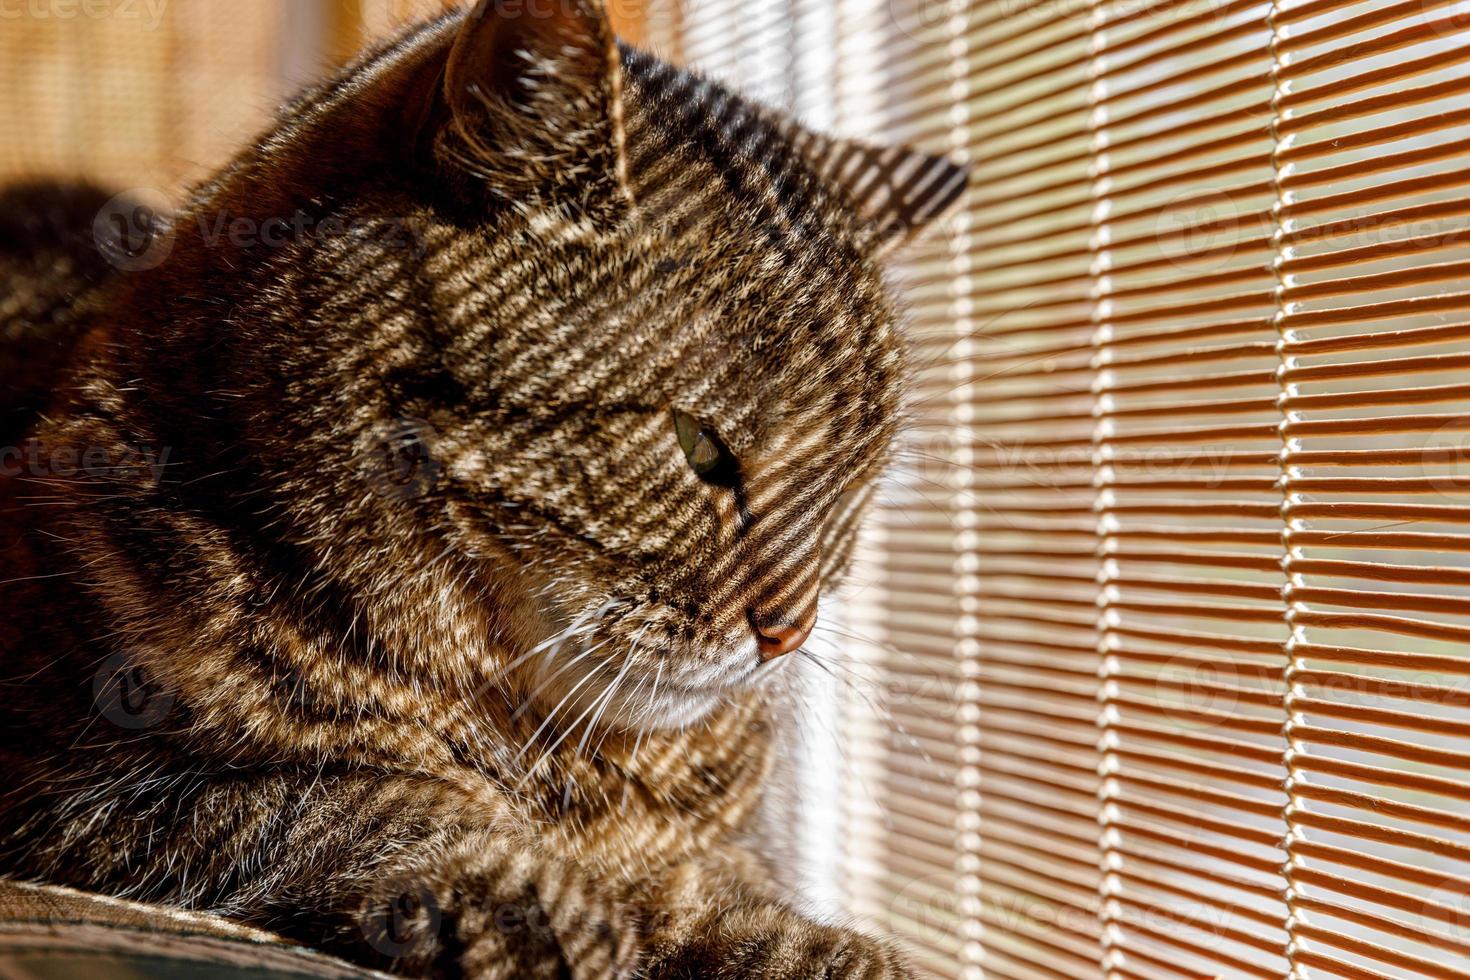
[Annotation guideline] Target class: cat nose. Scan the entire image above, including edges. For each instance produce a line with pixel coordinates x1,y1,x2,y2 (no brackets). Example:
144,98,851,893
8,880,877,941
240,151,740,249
748,607,816,662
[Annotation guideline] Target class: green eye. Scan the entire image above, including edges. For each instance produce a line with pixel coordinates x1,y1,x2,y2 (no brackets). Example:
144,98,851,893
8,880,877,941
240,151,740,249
673,410,728,480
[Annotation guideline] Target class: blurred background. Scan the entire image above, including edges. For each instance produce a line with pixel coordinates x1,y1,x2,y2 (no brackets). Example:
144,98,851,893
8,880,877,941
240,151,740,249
0,0,648,192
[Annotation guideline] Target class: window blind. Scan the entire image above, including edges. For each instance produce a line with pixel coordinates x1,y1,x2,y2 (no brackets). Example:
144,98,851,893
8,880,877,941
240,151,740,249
655,1,1470,978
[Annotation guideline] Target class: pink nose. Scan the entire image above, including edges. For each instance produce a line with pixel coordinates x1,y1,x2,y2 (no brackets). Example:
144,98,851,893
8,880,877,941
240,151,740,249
750,611,815,662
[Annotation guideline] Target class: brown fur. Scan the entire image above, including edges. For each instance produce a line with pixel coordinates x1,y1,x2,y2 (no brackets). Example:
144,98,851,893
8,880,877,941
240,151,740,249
0,2,962,976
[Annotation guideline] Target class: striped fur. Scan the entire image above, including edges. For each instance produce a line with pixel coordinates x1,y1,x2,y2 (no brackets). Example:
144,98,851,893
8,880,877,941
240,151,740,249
0,1,963,976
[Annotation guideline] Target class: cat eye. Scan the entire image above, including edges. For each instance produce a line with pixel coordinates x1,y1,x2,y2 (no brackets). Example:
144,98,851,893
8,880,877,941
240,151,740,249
673,410,736,484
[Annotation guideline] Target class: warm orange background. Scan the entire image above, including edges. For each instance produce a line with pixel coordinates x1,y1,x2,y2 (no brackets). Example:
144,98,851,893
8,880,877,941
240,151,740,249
0,0,648,195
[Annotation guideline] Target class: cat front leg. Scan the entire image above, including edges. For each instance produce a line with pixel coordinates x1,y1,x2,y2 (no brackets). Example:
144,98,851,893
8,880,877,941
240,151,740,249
649,905,915,980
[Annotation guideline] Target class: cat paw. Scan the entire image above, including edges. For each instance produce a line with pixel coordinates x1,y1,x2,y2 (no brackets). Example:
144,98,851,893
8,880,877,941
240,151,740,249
355,840,641,979
650,906,913,980
726,926,913,980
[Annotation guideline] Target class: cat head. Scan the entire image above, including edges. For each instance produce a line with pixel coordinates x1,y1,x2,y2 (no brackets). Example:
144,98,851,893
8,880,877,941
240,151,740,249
181,0,966,735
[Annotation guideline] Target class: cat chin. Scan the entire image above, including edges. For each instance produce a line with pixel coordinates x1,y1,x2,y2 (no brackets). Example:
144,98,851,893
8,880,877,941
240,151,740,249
519,670,725,735
519,646,763,734
599,656,786,732
603,687,725,732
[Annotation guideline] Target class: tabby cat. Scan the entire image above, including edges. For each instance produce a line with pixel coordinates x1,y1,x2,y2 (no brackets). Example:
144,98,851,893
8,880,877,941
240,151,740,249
0,1,965,976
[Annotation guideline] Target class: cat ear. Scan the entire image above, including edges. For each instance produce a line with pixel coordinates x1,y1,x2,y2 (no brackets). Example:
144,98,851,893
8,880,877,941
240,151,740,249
789,130,968,254
428,0,631,219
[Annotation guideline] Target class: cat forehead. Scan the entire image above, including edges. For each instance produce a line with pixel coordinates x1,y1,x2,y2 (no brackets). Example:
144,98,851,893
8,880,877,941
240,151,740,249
620,58,872,250
677,278,909,458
